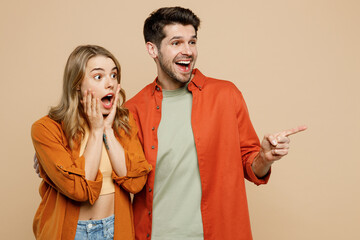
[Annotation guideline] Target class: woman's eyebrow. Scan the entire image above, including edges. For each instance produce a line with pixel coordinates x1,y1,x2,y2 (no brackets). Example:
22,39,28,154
90,67,105,72
91,67,118,72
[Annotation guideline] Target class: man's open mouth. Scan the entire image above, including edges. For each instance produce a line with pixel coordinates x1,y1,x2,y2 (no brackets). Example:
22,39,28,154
175,60,191,71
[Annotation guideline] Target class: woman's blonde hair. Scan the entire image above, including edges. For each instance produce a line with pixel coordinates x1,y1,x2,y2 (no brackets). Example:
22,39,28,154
49,45,130,148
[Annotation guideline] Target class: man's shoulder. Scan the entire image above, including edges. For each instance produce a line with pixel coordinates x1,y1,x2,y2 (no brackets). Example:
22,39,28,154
126,83,153,104
201,75,242,97
125,82,155,116
206,77,237,88
195,69,240,92
193,71,246,105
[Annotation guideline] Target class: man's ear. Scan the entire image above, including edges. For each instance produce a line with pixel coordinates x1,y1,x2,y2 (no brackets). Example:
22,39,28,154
146,42,158,59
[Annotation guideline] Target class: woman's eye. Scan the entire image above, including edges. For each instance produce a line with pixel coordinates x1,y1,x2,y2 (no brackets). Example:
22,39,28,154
172,41,179,46
94,75,101,80
111,73,117,79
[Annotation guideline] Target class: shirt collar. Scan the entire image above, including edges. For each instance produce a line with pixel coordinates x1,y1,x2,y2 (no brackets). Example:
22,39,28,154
188,69,205,92
150,68,205,95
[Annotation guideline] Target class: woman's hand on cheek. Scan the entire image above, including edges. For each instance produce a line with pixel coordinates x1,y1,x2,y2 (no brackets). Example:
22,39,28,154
103,85,120,130
83,89,104,131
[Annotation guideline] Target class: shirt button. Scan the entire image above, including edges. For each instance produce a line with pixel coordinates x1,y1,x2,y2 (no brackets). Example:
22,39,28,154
147,233,150,238
152,127,155,131
149,187,152,192
148,210,151,215
156,86,160,91
151,146,155,149
156,106,160,110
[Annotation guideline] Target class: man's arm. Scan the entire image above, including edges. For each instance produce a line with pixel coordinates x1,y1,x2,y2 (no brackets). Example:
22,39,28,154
252,125,307,178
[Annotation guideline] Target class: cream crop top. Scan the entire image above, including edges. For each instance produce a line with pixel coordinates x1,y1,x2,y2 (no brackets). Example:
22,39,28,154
79,128,115,195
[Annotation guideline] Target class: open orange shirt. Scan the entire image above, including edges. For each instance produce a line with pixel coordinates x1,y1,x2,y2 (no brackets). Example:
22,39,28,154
31,113,152,240
126,69,270,240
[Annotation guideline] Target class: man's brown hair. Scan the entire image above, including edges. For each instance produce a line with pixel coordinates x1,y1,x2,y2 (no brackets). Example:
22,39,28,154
143,6,201,48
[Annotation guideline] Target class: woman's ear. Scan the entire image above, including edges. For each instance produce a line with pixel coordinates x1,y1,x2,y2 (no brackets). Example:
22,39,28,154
146,42,158,59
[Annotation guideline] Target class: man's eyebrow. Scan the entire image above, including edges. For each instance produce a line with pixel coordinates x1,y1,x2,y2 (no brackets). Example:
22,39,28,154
169,35,197,41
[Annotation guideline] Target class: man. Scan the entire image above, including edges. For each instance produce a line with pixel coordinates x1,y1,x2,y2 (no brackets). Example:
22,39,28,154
126,6,306,240
33,6,306,240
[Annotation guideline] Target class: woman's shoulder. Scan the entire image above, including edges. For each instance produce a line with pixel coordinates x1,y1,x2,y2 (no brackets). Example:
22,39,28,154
31,115,64,140
127,112,137,128
115,112,138,142
32,115,61,129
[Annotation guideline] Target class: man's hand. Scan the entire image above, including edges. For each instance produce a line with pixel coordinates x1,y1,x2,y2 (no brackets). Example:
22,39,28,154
33,153,41,178
252,125,307,178
261,125,307,162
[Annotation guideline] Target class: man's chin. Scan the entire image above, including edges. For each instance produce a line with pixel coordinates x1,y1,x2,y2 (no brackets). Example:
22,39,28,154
182,72,194,83
178,69,193,79
176,77,191,85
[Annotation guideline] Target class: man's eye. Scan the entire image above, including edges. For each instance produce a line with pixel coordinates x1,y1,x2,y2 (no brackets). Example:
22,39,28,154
190,40,196,45
172,42,179,46
94,75,101,80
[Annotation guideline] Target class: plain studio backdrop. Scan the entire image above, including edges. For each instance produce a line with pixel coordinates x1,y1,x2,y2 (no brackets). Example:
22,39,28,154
1,0,359,239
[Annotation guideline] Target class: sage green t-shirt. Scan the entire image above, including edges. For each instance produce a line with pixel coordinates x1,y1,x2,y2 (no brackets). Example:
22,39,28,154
152,86,204,240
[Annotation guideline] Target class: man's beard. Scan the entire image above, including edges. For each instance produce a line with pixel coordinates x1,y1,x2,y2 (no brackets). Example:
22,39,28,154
158,53,193,85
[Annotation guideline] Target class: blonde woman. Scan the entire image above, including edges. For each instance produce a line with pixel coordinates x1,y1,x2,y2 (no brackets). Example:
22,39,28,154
31,45,151,239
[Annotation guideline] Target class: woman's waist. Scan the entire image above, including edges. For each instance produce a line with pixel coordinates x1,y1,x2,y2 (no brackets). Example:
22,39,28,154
78,193,115,220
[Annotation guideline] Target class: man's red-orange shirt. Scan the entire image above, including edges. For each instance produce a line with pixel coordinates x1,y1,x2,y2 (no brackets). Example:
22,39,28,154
126,69,270,240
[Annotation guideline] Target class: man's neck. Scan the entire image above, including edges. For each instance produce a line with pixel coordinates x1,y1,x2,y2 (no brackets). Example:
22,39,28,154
157,73,194,90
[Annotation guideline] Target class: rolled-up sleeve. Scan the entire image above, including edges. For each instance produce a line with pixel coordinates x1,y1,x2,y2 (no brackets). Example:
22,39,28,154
244,152,271,185
31,118,102,204
232,87,271,185
112,114,152,194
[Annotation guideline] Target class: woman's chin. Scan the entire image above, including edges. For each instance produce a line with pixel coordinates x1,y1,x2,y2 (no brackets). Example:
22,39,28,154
101,109,111,116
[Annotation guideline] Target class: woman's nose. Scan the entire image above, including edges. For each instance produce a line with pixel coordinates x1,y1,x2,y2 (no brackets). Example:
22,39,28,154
105,77,114,89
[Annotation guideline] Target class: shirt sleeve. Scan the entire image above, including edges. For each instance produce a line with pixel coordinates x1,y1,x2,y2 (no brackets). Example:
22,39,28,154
112,113,152,194
31,118,102,204
232,86,271,185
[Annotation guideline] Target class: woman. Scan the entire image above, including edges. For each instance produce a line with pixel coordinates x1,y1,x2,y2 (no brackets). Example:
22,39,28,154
31,45,152,239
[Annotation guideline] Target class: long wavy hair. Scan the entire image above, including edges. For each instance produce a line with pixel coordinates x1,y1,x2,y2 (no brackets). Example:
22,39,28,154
49,45,130,148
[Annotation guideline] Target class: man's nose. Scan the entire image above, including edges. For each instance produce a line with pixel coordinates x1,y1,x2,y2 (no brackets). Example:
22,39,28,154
181,43,193,56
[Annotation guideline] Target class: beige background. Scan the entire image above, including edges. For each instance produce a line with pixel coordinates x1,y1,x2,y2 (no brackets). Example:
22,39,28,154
1,0,359,239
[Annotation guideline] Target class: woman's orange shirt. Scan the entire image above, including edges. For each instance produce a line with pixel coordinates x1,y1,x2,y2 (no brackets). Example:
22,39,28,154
31,113,152,240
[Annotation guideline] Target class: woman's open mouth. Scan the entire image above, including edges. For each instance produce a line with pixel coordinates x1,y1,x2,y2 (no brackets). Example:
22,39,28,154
101,93,114,109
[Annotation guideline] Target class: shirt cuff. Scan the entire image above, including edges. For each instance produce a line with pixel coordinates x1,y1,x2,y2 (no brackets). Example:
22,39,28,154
245,152,271,185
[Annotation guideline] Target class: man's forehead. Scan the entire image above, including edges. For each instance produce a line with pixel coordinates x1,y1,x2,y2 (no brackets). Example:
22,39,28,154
163,24,197,39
